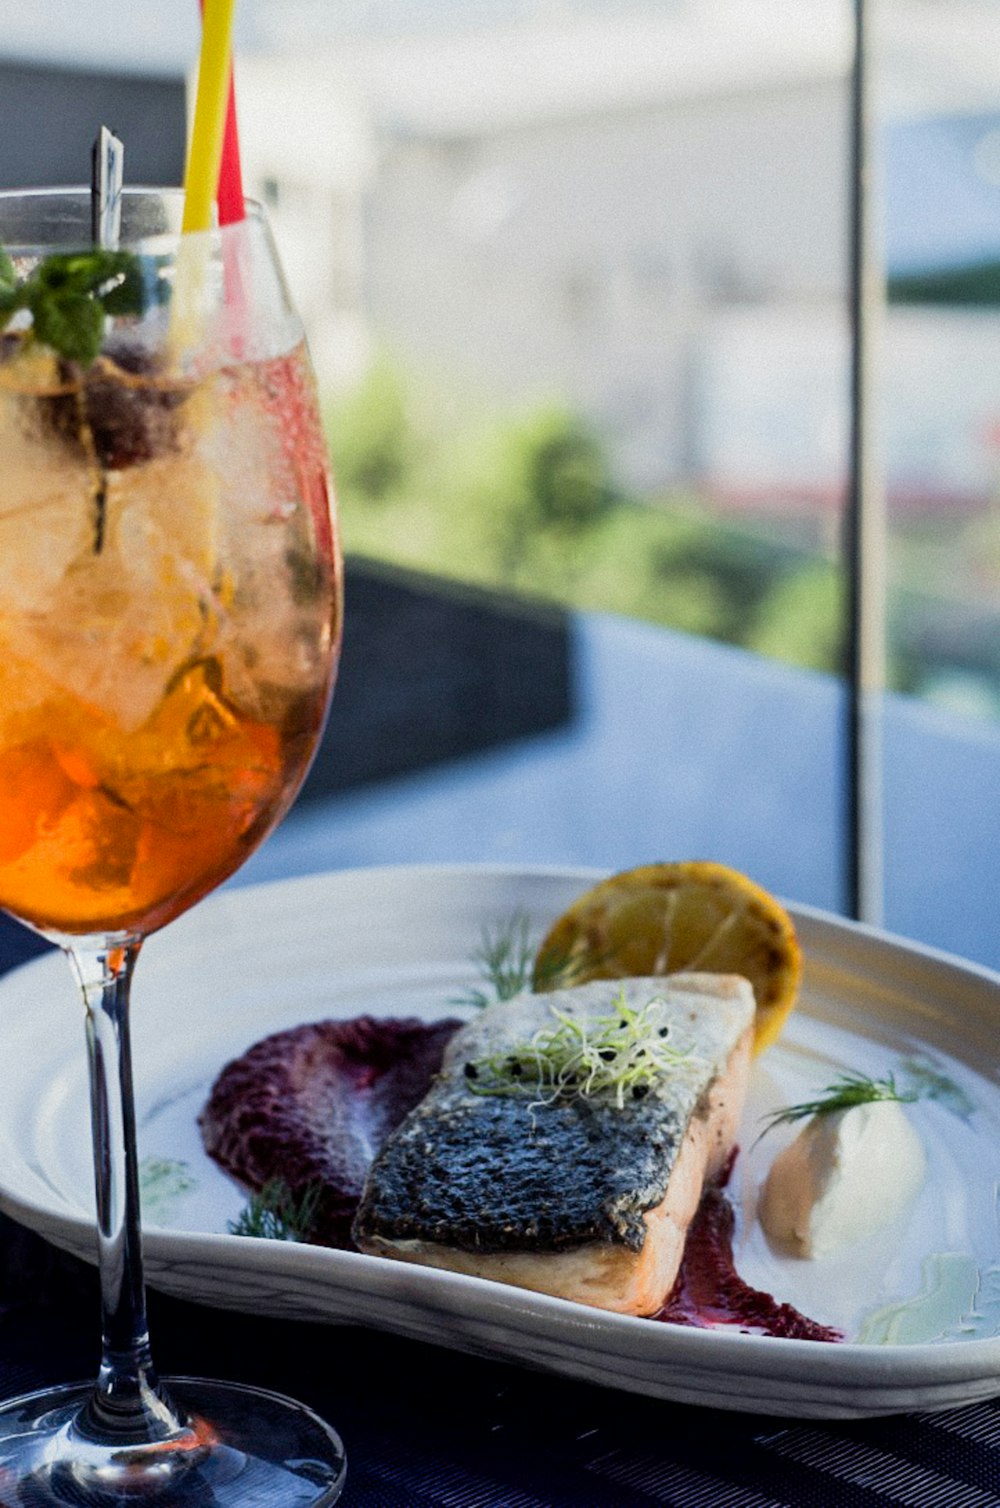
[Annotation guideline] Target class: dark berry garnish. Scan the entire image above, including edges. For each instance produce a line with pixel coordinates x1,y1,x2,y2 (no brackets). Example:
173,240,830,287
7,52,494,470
82,341,191,469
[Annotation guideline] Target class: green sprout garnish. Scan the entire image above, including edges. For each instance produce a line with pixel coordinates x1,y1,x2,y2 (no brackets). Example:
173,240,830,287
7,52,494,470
463,988,690,1110
452,913,537,1010
758,1071,918,1139
0,245,156,365
227,1179,322,1242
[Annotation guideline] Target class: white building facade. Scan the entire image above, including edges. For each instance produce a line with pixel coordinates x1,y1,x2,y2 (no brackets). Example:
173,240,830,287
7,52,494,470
234,1,1000,505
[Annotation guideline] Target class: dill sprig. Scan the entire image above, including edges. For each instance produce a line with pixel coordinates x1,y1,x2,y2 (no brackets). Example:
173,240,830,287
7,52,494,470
138,1157,195,1223
464,988,690,1110
452,913,537,1010
758,1071,918,1139
227,1179,322,1242
531,939,597,992
899,1056,976,1121
451,910,613,1010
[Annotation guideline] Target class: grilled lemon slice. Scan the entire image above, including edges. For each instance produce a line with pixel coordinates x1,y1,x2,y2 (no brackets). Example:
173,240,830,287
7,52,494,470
533,861,802,1055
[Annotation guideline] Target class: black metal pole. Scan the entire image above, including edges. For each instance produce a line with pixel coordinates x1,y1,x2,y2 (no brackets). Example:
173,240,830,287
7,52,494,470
844,0,885,925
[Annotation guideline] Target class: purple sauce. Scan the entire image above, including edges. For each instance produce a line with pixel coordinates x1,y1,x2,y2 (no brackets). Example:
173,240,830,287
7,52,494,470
656,1154,842,1341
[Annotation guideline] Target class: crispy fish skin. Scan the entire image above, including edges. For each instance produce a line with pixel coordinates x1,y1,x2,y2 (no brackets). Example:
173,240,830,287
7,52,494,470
353,974,754,1314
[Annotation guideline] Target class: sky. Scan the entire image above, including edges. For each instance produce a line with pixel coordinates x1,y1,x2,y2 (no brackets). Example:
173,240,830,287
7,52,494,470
0,0,566,74
0,0,837,75
0,0,236,74
3,0,999,130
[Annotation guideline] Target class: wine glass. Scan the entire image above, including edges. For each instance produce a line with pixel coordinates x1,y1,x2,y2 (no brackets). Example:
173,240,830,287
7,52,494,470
0,189,346,1505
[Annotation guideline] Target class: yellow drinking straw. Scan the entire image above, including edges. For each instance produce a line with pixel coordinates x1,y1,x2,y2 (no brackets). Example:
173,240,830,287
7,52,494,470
182,0,237,233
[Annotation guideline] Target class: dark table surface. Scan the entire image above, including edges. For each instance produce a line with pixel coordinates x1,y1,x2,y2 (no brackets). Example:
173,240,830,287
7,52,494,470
3,1210,1000,1508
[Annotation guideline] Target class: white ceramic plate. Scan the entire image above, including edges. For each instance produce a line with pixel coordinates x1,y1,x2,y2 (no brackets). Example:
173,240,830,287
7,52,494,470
1,864,999,1419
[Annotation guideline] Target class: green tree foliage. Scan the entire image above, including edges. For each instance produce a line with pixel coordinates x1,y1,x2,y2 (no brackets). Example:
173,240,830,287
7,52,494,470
745,560,844,673
507,408,613,532
325,358,409,500
325,363,846,673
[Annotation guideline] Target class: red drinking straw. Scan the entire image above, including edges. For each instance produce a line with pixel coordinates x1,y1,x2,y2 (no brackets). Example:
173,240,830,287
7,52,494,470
216,67,244,224
198,0,245,224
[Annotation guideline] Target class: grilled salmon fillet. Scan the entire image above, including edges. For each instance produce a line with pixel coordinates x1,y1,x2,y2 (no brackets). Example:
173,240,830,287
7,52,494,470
353,974,754,1315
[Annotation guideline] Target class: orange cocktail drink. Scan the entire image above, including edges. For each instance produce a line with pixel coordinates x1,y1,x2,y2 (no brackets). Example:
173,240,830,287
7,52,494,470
0,333,341,939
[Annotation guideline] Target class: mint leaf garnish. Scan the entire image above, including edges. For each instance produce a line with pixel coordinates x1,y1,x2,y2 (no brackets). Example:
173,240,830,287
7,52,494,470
0,246,16,299
30,248,135,299
99,255,149,316
32,290,104,365
0,245,157,365
0,248,18,323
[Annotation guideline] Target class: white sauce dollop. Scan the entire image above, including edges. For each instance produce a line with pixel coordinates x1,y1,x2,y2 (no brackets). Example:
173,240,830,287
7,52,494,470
758,1098,926,1258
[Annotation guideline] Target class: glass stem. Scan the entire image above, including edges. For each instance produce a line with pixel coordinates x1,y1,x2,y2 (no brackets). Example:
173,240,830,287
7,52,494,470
67,936,188,1444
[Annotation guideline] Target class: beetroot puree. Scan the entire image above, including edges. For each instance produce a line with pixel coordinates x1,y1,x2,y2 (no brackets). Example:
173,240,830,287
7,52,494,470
656,1153,842,1341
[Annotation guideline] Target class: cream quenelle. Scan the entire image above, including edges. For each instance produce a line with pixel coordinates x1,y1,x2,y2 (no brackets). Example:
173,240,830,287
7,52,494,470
758,1096,926,1259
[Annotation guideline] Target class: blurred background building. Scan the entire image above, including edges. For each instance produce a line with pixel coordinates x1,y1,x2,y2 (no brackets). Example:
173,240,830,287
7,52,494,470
2,0,1000,959
5,3,1000,495
4,1,1000,713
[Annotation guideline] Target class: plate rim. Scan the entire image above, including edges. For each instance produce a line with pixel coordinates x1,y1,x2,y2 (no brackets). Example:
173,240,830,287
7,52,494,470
3,860,1000,1412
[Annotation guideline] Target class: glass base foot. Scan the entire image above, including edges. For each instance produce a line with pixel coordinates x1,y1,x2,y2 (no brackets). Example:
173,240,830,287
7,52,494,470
0,1377,347,1506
